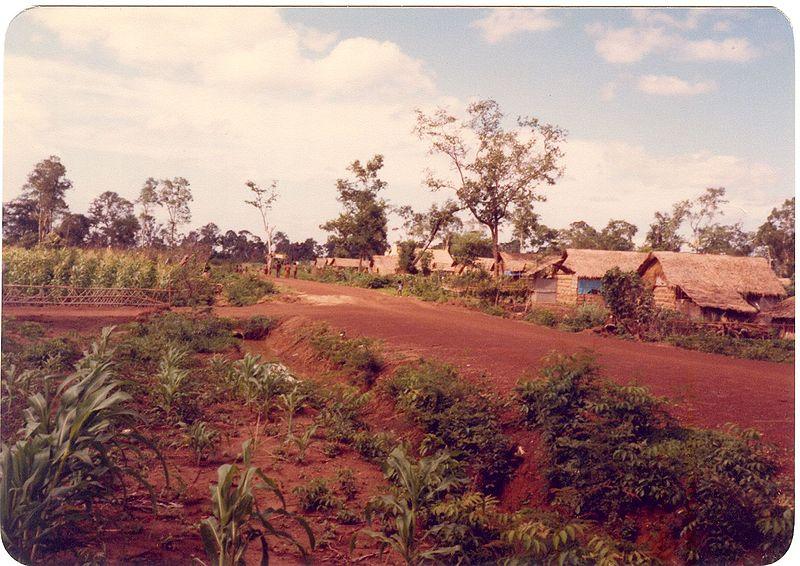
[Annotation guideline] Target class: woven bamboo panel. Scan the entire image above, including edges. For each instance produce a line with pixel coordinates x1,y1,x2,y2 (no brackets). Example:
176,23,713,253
2,285,170,308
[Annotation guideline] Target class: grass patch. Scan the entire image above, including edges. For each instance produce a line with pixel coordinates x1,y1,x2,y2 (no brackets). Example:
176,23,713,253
666,333,794,363
222,272,276,306
241,315,277,340
559,303,608,332
387,360,520,494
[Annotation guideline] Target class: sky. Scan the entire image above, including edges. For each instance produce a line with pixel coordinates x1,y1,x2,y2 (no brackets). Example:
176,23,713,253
3,7,794,245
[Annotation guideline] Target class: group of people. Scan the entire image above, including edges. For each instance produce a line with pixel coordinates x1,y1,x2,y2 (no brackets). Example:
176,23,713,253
266,257,299,278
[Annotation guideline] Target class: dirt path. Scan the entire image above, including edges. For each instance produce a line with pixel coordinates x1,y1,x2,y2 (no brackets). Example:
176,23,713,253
216,277,795,458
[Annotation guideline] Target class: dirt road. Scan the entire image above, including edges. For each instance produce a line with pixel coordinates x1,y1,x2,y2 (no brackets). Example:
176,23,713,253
217,278,794,456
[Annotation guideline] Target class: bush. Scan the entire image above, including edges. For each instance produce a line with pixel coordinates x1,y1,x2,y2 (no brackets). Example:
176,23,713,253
306,325,384,386
294,478,340,512
388,360,520,494
559,303,608,332
12,336,82,373
517,351,793,564
666,333,794,363
526,307,558,327
223,272,276,306
119,312,236,366
242,315,277,340
600,268,654,337
403,275,450,302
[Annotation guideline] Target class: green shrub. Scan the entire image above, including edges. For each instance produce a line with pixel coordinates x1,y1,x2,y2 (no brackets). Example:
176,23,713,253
388,361,520,494
517,351,793,564
242,315,277,340
559,303,609,332
294,478,340,512
667,333,794,363
526,307,558,327
119,312,237,366
13,336,82,373
307,325,384,386
223,272,276,306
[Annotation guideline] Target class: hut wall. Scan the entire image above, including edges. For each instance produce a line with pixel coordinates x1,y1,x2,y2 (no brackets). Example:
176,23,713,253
653,285,676,310
556,273,578,305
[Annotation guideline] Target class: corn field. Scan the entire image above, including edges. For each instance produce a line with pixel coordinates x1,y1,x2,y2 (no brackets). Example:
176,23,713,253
2,247,192,290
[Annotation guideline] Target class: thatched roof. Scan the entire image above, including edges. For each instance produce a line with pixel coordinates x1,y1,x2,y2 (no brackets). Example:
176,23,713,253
314,257,331,268
640,251,787,314
560,249,649,279
763,296,795,321
497,251,566,276
416,248,456,272
329,257,367,269
371,254,400,275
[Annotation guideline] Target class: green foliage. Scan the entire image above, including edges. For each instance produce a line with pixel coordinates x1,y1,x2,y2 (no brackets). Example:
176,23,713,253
526,307,558,327
666,333,794,363
357,446,465,565
185,420,220,462
290,424,319,464
600,268,654,337
223,272,276,306
388,361,520,494
294,478,340,512
559,303,609,332
119,312,237,366
306,325,385,386
241,315,277,340
517,351,793,563
336,468,359,501
199,439,314,565
229,355,296,417
279,385,308,441
155,346,190,416
0,328,164,563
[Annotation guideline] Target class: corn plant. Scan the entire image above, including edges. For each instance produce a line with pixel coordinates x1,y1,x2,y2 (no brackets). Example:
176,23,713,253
290,424,319,464
198,439,314,566
186,420,220,463
355,446,464,565
279,386,308,441
0,328,166,563
156,346,189,415
1,364,38,413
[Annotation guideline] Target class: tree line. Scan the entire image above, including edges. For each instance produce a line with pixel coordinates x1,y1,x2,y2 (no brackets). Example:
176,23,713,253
3,99,795,279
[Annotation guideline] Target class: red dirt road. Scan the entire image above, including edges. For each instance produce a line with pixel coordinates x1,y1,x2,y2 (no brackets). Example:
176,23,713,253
218,278,795,458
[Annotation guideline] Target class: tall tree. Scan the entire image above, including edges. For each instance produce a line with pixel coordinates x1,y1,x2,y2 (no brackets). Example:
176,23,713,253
644,200,690,251
396,199,462,266
686,187,727,252
2,198,40,247
599,219,638,251
137,178,161,247
87,191,140,248
56,213,92,247
755,198,795,277
694,222,753,256
449,231,493,265
414,99,566,276
321,155,390,266
560,221,602,250
245,180,279,273
156,177,192,246
20,155,72,242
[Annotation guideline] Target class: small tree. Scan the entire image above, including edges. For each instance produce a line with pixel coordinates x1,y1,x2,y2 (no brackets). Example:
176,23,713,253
87,191,140,248
137,178,161,247
245,180,279,273
396,200,462,268
321,155,389,267
415,100,566,277
157,177,193,247
645,200,690,252
755,198,795,277
600,268,654,339
20,155,73,242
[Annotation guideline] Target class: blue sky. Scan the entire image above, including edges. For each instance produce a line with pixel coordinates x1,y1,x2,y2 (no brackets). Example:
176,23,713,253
3,7,794,245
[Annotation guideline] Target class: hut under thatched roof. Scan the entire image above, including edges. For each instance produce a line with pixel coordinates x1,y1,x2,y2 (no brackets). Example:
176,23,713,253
371,254,400,275
554,249,649,305
415,248,456,273
638,251,787,321
328,257,370,271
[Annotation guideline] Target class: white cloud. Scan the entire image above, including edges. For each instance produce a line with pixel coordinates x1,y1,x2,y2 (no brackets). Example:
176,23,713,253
713,20,733,33
630,8,706,30
537,139,783,237
679,37,759,62
586,18,759,64
600,81,617,101
637,74,717,96
472,8,560,44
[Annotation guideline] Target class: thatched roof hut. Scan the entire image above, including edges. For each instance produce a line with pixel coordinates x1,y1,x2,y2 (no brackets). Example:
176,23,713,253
371,254,400,275
765,296,795,321
639,251,786,320
416,248,456,273
314,257,331,269
559,249,649,279
329,257,370,270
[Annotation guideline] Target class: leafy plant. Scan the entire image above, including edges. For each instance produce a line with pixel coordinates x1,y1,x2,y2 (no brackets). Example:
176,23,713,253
223,272,276,306
600,268,654,338
525,307,558,328
356,445,465,565
559,303,609,332
336,468,359,501
294,478,340,512
517,351,793,563
388,360,520,493
279,386,308,441
290,424,319,464
241,315,277,340
0,328,165,563
186,420,220,463
199,439,314,566
155,346,190,416
306,325,385,386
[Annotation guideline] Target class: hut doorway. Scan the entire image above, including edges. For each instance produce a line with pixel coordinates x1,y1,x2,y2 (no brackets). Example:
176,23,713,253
532,278,557,304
